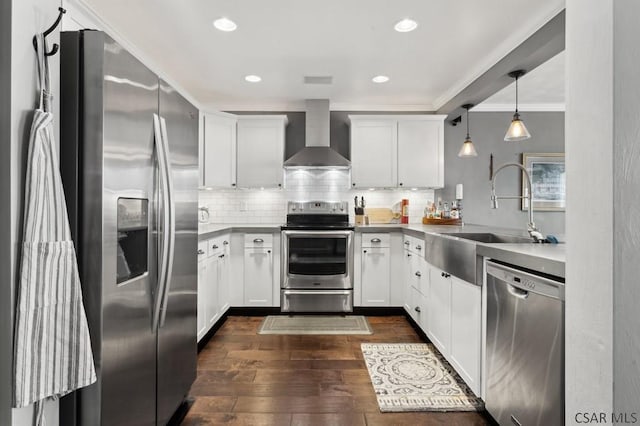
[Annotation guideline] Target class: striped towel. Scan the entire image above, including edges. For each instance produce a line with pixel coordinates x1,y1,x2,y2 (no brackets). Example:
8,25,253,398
13,33,96,424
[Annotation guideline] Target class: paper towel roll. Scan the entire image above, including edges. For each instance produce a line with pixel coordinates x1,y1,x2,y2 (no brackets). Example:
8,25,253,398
455,184,463,200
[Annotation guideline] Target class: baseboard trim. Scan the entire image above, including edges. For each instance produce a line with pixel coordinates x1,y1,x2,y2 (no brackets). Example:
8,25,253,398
352,306,406,316
197,314,229,352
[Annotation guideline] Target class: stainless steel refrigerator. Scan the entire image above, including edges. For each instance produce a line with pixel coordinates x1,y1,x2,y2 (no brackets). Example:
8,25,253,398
59,30,198,426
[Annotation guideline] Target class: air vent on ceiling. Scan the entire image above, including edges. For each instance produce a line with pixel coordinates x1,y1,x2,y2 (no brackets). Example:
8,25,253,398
304,76,333,85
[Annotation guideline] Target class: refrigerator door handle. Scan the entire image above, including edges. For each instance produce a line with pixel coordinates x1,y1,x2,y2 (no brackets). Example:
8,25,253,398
158,116,176,328
152,113,171,332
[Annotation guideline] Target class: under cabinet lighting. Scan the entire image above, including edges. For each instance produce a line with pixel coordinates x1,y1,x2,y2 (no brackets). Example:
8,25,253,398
372,75,389,83
394,18,418,33
213,17,237,32
245,75,262,83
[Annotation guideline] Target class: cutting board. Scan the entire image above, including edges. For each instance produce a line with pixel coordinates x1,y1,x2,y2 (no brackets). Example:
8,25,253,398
365,208,398,224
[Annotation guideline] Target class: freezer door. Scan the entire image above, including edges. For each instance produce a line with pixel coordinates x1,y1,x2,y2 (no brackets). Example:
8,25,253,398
61,31,158,426
156,80,198,425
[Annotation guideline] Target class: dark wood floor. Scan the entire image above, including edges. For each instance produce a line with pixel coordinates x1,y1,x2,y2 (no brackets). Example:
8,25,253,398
182,316,490,426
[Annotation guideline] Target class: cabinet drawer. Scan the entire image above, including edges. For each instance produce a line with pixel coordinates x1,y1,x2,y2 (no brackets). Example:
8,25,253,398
244,233,273,248
403,235,424,254
362,233,390,248
412,257,429,297
197,241,208,260
208,237,224,257
409,286,427,328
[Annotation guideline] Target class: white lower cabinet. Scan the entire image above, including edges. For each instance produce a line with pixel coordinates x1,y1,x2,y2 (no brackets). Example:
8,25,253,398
243,243,274,306
422,262,482,396
428,266,452,356
197,243,208,341
361,234,391,306
197,235,231,342
449,276,481,395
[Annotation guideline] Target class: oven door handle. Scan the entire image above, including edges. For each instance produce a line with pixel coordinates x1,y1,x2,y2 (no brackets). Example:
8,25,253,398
281,290,353,296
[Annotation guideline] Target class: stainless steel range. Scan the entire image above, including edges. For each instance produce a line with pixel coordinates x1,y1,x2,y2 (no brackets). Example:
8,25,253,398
281,201,354,312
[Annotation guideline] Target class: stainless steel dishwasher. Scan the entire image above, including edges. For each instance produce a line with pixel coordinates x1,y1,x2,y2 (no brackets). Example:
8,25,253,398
485,260,565,426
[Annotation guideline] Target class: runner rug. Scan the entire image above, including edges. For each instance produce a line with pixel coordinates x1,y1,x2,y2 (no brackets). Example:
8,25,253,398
257,315,373,335
361,343,484,412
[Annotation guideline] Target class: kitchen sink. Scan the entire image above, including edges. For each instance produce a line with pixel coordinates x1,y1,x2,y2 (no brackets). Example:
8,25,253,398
441,232,534,244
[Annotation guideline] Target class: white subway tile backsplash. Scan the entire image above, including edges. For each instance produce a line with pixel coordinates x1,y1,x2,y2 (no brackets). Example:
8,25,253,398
199,169,436,224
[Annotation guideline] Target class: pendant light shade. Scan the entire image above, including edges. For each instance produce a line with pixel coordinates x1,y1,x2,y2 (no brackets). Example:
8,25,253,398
458,104,478,157
504,70,531,142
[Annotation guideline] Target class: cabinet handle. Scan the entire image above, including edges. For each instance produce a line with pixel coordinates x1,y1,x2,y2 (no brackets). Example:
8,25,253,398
371,238,382,243
446,273,451,278
441,272,445,277
218,254,225,258
352,183,356,186
407,253,412,257
278,183,282,187
416,245,422,250
414,306,421,313
223,241,229,245
363,249,367,254
267,250,271,254
231,183,236,187
441,272,450,278
212,244,219,249
399,182,403,186
415,271,422,277
404,241,410,246
253,238,264,243
197,249,205,255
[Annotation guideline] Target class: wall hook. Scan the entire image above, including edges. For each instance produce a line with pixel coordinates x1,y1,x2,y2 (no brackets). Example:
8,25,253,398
32,7,66,57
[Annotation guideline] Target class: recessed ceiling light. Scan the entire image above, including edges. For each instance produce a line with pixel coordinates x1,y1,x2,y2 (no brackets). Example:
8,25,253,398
245,75,262,83
372,75,389,83
213,17,237,32
394,18,418,33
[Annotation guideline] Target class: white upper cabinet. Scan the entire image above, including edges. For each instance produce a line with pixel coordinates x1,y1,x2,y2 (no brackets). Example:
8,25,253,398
236,115,287,188
202,112,237,188
397,117,444,188
349,118,398,188
349,115,445,188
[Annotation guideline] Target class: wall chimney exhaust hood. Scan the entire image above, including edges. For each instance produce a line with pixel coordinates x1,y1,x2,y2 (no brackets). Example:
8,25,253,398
283,99,350,169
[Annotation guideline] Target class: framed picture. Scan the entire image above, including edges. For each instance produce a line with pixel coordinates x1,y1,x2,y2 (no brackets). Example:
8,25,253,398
522,153,566,211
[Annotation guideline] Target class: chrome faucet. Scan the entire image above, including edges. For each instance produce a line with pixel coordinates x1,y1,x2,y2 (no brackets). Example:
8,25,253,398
490,162,545,242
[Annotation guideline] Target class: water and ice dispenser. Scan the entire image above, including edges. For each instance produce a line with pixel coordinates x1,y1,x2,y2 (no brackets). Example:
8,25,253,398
116,198,149,284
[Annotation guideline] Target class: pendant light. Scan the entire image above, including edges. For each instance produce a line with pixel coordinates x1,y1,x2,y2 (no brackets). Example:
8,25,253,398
504,70,531,142
458,104,478,157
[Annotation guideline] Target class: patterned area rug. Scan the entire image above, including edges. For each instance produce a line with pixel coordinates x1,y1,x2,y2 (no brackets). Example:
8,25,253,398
257,315,373,335
361,343,484,412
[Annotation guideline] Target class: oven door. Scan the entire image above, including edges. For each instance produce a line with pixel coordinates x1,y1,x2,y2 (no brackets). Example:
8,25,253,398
281,230,353,289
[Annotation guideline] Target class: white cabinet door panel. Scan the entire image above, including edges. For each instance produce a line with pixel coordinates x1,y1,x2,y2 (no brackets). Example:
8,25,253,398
203,113,236,188
350,120,397,188
450,277,482,395
397,118,444,188
243,248,273,306
361,247,391,306
236,116,286,188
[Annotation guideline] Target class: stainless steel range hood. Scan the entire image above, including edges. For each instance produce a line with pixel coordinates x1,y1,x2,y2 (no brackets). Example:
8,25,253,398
283,99,350,169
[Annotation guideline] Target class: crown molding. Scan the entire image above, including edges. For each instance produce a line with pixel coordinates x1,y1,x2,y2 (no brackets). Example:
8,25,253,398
471,103,565,112
205,102,434,113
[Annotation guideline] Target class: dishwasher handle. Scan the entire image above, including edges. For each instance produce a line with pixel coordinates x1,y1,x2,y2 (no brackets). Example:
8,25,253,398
486,260,564,301
507,284,529,299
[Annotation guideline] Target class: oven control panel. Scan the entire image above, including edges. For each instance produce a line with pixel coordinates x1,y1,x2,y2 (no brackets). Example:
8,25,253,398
287,201,347,214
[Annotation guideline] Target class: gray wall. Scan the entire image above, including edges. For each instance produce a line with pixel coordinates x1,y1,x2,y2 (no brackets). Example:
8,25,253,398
1,0,12,422
438,111,565,236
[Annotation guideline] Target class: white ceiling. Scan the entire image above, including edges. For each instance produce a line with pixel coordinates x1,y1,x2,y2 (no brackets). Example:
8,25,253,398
476,51,565,111
81,0,565,111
